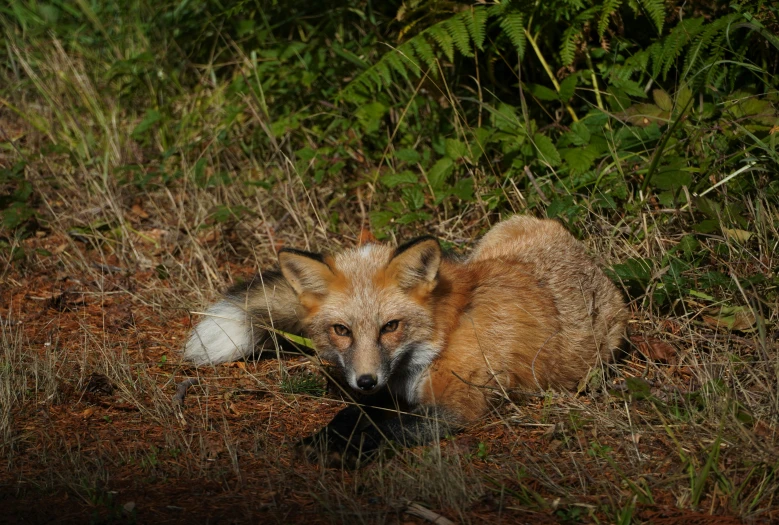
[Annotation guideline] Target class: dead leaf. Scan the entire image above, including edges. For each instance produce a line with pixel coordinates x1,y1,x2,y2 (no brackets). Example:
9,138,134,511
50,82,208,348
131,204,150,219
703,305,756,331
201,229,220,243
723,228,753,243
631,335,678,363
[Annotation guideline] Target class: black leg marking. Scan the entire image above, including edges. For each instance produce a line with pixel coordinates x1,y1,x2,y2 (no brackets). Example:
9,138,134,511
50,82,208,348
297,403,456,469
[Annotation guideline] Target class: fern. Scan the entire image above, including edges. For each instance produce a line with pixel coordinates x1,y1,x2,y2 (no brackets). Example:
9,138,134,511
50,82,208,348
428,24,455,63
464,6,487,52
637,0,665,34
560,26,581,67
385,51,410,83
598,0,622,38
681,14,739,87
498,11,526,59
445,16,473,58
341,7,489,98
410,35,437,74
655,18,705,79
560,7,598,66
396,41,422,75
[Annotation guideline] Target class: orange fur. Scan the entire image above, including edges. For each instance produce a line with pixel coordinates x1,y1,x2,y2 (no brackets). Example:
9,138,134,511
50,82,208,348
186,216,628,440
274,216,628,426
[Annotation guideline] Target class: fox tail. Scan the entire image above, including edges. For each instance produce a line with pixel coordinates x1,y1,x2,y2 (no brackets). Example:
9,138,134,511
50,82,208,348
183,271,302,365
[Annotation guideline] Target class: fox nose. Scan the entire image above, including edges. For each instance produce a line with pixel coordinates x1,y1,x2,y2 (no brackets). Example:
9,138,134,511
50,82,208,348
356,374,378,391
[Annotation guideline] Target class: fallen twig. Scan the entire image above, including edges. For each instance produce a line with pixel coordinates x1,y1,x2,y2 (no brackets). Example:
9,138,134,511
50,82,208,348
404,502,455,525
172,378,200,406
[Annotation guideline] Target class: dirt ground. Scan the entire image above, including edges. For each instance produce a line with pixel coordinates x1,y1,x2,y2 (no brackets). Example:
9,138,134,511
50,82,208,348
2,225,774,525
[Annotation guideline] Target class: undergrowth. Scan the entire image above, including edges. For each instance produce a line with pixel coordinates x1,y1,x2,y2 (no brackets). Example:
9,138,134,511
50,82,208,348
1,0,777,523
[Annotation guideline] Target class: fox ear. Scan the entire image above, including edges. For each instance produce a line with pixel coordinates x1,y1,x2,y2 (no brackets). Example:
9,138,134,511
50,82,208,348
387,237,441,291
278,248,335,297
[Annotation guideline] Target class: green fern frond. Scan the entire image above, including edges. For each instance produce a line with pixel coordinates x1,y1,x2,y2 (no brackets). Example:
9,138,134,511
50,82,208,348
560,26,580,66
410,35,437,74
385,51,410,83
499,12,526,59
598,0,622,38
396,41,422,76
428,24,455,63
637,0,665,34
375,60,393,88
463,6,488,51
659,18,704,79
340,7,493,98
648,41,664,78
444,15,473,58
681,21,720,81
681,14,738,84
560,7,598,66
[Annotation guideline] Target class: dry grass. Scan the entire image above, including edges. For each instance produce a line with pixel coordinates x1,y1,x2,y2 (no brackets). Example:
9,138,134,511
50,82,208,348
1,23,778,525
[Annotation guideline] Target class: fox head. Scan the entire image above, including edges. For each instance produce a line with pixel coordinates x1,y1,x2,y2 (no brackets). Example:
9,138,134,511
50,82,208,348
278,238,442,396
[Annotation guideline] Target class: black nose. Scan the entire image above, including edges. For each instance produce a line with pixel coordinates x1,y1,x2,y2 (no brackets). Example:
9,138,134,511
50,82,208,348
356,374,378,391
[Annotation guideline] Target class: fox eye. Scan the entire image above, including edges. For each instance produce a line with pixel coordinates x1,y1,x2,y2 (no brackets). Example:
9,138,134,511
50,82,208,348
381,320,400,334
332,324,351,337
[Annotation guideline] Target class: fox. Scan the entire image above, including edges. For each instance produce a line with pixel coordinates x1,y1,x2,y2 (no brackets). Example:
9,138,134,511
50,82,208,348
184,215,628,466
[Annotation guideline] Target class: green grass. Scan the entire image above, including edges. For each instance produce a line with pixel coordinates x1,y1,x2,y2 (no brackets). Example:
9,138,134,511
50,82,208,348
1,0,777,522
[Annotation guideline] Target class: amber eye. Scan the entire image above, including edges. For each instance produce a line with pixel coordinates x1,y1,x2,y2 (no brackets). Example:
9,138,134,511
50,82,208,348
381,320,400,334
332,324,351,337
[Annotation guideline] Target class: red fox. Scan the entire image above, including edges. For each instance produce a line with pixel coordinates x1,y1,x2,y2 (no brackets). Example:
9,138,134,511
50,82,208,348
184,216,628,465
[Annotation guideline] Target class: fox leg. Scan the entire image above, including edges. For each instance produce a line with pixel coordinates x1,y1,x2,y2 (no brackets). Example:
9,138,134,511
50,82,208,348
298,402,458,469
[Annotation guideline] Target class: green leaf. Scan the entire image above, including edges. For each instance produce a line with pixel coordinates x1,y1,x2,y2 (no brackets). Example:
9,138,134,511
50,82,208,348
693,196,721,219
675,84,693,116
395,148,421,163
402,186,425,210
559,74,578,102
609,77,647,98
370,210,395,229
355,101,387,133
570,121,591,145
610,258,654,283
451,178,474,201
653,89,673,112
527,83,559,102
652,169,692,190
427,157,454,189
131,109,161,139
444,138,468,160
546,195,579,221
381,171,418,188
470,127,492,161
533,133,561,166
562,146,598,174
676,235,699,257
693,220,719,233
622,103,669,127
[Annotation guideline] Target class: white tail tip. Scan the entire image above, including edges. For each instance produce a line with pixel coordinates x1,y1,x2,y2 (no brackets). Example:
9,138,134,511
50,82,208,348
183,301,252,365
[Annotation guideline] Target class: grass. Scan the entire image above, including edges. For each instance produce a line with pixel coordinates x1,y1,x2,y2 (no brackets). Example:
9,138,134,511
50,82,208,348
1,1,778,523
